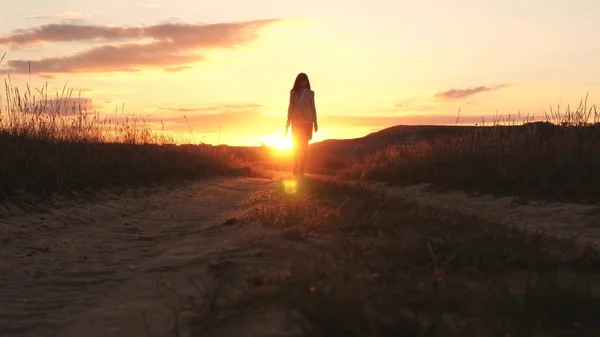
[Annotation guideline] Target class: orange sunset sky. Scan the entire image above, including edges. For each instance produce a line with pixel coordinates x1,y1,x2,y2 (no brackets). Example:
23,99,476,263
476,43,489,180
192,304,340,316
1,0,599,146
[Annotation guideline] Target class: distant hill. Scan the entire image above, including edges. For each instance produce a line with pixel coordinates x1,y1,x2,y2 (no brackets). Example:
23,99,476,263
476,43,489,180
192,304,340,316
309,125,473,156
308,121,580,157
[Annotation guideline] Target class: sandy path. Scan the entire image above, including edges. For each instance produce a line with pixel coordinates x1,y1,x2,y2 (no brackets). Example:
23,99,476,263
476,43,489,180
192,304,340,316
0,177,281,337
4,173,600,337
385,184,600,246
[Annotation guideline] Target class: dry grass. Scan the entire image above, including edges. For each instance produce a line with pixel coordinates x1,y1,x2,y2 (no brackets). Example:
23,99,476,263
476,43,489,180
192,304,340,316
342,96,600,202
169,177,600,336
0,75,251,199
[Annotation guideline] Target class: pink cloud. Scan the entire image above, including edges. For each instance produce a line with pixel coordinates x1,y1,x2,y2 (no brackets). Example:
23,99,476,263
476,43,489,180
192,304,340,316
0,20,278,74
435,84,511,100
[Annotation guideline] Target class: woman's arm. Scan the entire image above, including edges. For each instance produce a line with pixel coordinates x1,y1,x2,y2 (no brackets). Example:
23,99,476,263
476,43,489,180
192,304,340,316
311,92,318,132
311,92,317,122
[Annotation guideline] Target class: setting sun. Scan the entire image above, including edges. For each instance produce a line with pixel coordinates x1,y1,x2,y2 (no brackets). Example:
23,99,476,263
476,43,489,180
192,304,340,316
265,133,293,152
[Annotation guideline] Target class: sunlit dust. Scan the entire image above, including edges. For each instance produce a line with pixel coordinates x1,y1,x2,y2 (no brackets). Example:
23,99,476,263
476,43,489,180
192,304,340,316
283,178,298,194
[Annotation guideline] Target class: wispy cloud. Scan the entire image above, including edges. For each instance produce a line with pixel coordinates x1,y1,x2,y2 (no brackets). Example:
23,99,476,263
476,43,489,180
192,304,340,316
0,20,279,74
434,84,511,100
25,11,86,24
30,97,94,116
0,21,278,47
78,88,129,95
149,103,271,134
157,103,264,115
162,65,192,73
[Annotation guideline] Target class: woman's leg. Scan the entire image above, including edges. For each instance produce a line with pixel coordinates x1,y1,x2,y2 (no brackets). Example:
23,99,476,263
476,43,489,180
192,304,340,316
299,140,309,176
292,146,298,176
292,134,300,176
292,123,311,177
299,123,312,177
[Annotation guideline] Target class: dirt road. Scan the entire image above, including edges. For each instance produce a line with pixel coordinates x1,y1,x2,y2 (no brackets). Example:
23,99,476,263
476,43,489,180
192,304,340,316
3,175,600,337
0,177,281,337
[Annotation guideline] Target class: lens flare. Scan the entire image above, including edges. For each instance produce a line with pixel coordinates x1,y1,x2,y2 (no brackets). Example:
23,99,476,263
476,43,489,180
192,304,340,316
283,178,298,194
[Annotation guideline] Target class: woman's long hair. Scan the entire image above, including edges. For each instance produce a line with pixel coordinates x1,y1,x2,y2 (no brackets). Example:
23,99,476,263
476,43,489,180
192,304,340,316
291,72,311,91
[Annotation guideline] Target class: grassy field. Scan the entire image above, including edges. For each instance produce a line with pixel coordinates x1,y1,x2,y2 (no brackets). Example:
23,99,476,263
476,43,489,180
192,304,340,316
338,98,600,203
0,80,251,200
164,177,600,336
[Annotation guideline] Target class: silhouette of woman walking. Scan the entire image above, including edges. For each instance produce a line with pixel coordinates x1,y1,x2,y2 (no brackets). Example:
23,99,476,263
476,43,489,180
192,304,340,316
285,73,318,177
